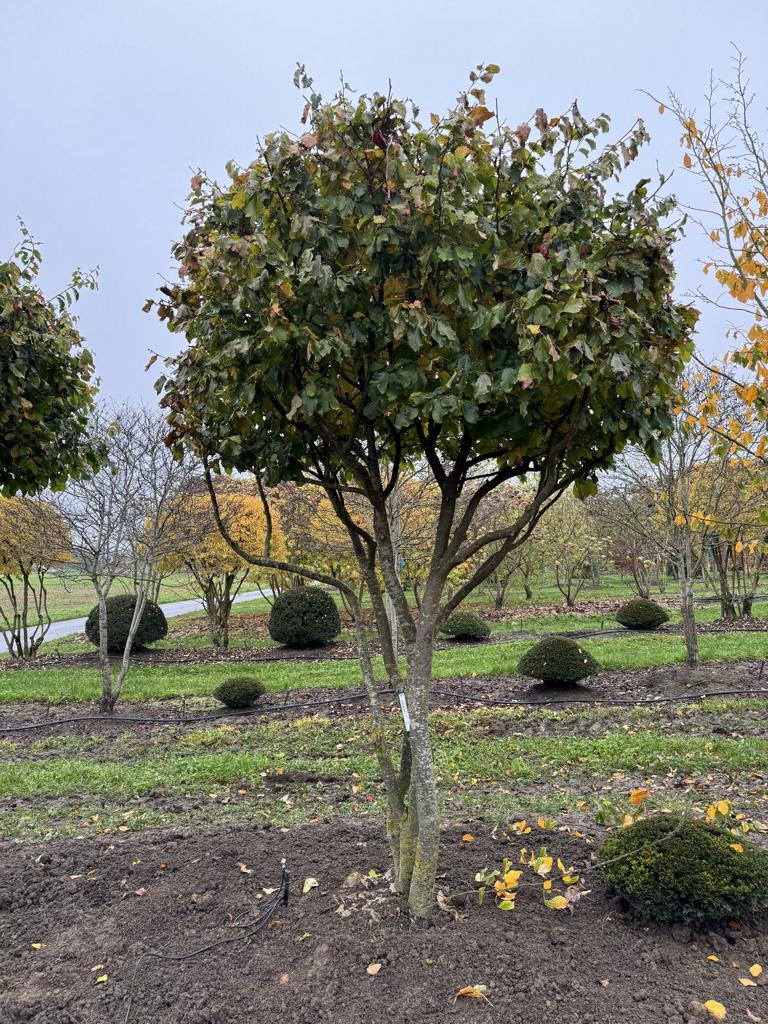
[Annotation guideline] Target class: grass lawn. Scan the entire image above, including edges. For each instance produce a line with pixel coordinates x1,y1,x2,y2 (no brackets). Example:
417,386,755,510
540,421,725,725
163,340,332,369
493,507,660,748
1,697,766,841
2,630,767,704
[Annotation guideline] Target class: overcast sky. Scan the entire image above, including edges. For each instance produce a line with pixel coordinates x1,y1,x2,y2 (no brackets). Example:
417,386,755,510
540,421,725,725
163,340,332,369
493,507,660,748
3,0,767,401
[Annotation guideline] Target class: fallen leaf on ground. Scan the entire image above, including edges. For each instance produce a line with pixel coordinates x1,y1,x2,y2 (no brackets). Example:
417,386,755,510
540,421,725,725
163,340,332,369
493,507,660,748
95,974,108,984
703,1000,727,1020
749,964,763,978
461,834,474,842
302,877,319,894
30,943,45,950
367,963,382,975
739,978,757,987
453,985,489,1004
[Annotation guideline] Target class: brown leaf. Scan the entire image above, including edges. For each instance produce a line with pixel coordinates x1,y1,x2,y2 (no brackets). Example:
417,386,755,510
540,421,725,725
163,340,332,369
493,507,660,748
534,107,548,132
366,963,382,975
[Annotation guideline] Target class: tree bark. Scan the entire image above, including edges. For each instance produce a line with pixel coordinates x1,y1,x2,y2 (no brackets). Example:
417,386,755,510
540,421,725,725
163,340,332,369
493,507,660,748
678,559,700,668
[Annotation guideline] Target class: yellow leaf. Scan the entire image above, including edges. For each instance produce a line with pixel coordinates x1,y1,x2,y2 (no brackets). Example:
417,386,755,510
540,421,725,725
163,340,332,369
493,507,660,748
367,963,382,975
453,985,488,1003
684,153,693,169
735,542,744,554
528,324,541,335
302,877,319,894
543,879,553,891
707,955,721,962
544,895,569,910
674,514,687,526
503,870,522,888
658,103,665,114
738,978,757,987
630,787,650,805
95,975,108,984
30,943,45,950
730,843,744,854
534,855,553,877
749,964,763,978
703,1000,727,1020
717,800,730,816
461,833,475,843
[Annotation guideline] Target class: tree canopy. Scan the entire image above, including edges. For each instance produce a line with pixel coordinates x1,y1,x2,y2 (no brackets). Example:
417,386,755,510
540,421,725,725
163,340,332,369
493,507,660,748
0,224,102,495
154,65,696,498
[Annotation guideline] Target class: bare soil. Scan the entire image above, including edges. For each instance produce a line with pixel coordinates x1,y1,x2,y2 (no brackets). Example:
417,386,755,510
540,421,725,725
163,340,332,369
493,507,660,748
1,818,765,1024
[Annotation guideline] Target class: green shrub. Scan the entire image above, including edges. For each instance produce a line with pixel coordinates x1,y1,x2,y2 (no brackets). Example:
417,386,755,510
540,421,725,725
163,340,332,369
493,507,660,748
213,676,266,708
599,814,768,924
615,597,669,631
84,594,167,654
268,586,341,647
441,611,490,641
516,635,600,685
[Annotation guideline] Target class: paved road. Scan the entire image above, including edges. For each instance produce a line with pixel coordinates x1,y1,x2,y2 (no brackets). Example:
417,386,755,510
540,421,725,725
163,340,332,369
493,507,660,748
0,590,269,654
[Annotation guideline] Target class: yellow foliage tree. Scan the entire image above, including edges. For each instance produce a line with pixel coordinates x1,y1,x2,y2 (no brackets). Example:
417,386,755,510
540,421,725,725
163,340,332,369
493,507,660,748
164,490,285,648
0,496,71,657
656,52,768,455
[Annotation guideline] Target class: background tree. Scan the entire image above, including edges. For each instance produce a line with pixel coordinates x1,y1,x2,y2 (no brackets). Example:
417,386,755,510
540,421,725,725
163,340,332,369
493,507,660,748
152,67,695,916
610,376,728,665
655,53,768,458
538,491,607,606
592,491,669,598
165,486,285,647
0,496,71,657
0,223,102,495
52,405,192,711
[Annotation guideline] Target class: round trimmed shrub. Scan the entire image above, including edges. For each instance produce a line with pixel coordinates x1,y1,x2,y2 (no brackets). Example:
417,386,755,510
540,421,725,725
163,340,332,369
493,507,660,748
616,597,669,631
441,611,491,641
84,594,167,653
213,676,266,708
599,814,768,924
517,635,600,686
268,586,341,648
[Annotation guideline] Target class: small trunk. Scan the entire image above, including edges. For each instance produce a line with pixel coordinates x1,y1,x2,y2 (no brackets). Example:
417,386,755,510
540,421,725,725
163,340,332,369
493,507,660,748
97,591,115,713
523,582,533,601
678,568,699,668
742,596,753,617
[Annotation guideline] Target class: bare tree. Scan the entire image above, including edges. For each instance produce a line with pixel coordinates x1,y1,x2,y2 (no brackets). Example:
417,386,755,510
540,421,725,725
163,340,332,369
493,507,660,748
0,497,71,657
51,404,193,710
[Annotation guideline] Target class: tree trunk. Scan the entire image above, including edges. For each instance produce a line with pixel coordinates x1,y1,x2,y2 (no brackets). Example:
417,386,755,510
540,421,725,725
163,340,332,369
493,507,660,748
97,590,115,713
678,559,699,668
523,581,533,601
394,630,440,919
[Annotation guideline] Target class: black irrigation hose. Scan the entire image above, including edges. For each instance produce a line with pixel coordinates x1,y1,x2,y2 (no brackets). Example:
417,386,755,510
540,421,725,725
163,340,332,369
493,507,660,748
123,862,289,1024
3,685,768,736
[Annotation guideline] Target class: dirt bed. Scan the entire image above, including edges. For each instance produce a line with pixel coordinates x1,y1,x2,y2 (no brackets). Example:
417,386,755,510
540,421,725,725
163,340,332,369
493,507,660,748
1,817,765,1024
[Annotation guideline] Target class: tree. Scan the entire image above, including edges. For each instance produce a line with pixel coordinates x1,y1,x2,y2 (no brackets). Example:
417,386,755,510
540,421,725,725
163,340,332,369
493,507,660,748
164,486,284,647
538,491,606,606
152,66,695,916
52,405,192,711
610,374,731,666
0,223,102,495
654,53,768,457
0,496,71,657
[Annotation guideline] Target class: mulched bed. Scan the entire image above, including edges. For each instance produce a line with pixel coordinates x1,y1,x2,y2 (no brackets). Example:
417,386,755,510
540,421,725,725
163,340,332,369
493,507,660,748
1,817,765,1024
2,660,768,744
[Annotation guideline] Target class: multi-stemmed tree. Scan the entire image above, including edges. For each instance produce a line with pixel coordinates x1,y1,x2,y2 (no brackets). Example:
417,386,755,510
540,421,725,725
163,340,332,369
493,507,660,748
52,405,193,711
151,66,695,916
